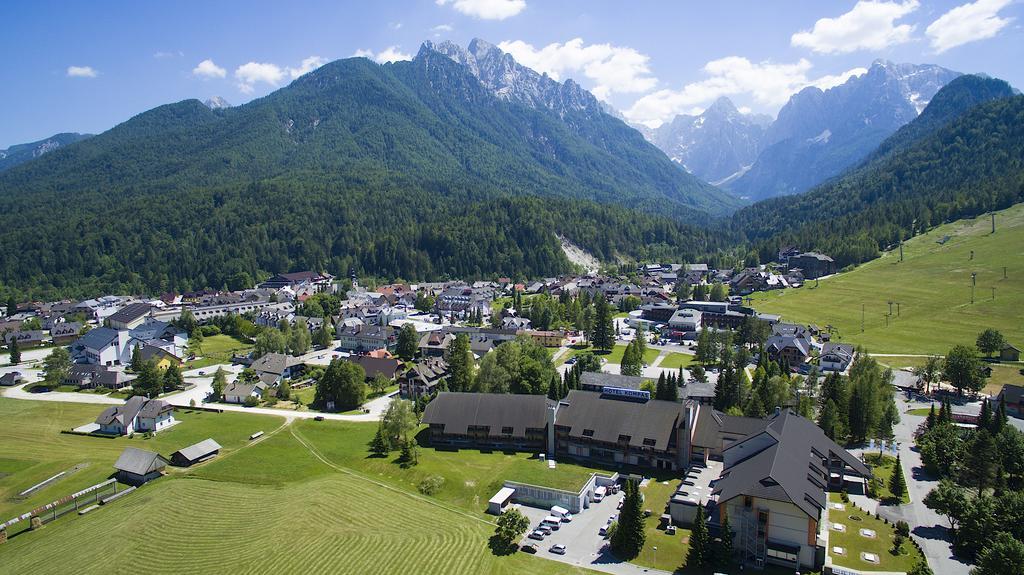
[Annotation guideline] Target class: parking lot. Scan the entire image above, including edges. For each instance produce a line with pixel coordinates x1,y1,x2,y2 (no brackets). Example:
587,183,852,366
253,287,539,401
517,489,627,567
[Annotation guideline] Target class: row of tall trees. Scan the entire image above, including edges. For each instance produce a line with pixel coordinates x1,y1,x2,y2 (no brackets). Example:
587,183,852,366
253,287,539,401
817,352,900,443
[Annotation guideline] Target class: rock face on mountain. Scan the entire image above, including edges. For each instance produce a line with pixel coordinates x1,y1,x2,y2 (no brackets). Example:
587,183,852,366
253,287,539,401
0,132,92,172
727,61,960,200
203,96,232,109
645,97,771,184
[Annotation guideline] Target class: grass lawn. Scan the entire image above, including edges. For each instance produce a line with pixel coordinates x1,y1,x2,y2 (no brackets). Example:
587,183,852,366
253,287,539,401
290,420,606,513
0,398,594,575
880,357,1023,396
658,353,696,370
827,493,923,572
749,204,1024,355
186,334,253,369
906,407,933,416
632,479,692,572
863,453,910,504
605,344,660,366
0,399,280,521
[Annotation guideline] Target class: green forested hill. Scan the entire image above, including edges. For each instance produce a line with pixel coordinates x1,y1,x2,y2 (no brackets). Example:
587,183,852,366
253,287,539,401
731,79,1024,268
0,49,738,298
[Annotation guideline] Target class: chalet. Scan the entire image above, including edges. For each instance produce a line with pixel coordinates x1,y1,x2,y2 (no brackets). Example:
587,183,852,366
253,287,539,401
170,439,222,467
819,342,855,372
787,252,835,279
113,447,169,485
422,392,551,451
399,357,449,399
49,322,83,345
4,330,46,348
223,380,266,404
139,344,183,370
501,317,532,331
95,396,175,435
250,352,304,385
0,372,25,387
349,355,402,382
765,335,811,369
997,384,1023,417
258,271,334,291
713,410,870,571
106,303,153,330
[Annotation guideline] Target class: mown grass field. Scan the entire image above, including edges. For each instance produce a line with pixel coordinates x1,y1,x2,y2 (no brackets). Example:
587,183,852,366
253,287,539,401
186,334,253,369
0,399,597,574
0,399,278,522
879,356,1023,395
749,205,1024,355
558,343,660,367
658,352,696,370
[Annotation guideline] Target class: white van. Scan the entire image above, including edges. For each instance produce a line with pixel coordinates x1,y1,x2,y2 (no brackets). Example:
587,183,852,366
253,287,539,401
541,516,561,530
594,486,608,502
550,505,572,522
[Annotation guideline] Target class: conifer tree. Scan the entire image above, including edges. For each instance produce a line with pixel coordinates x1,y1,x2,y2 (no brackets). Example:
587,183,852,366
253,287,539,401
687,504,710,568
369,424,389,456
889,453,907,502
609,479,645,559
926,404,937,430
8,336,20,365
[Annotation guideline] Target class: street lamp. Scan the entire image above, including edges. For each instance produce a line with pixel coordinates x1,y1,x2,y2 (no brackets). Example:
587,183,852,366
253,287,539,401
653,546,657,566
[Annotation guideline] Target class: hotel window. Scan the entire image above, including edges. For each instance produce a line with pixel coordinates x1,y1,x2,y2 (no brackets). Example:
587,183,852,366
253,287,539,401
642,438,657,446
618,434,631,443
582,429,595,437
501,426,513,435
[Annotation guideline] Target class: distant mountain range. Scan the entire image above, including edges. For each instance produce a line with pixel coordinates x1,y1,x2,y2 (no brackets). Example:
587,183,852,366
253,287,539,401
732,74,1021,267
642,97,771,185
0,132,92,172
0,39,732,298
637,60,961,201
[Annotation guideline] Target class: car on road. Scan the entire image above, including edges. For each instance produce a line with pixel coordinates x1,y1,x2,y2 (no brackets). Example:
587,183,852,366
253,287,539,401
198,371,206,375
520,543,538,554
599,525,608,536
549,544,567,555
528,530,546,541
565,357,577,365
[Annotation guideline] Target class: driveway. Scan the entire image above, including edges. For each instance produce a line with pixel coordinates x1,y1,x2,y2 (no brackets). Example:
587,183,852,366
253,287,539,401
518,491,674,575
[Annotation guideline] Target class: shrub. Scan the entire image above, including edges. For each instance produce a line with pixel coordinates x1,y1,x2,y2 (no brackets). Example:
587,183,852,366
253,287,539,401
840,490,850,503
417,475,445,496
243,395,259,407
895,520,910,538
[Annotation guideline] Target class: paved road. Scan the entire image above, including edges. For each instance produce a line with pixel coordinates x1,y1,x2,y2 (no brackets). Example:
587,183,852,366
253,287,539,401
1,360,397,422
871,393,974,575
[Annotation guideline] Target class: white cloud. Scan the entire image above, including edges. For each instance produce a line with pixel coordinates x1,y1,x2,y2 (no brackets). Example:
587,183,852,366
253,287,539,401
235,62,285,94
812,66,869,90
153,50,183,59
233,56,327,94
288,56,327,79
389,21,403,30
926,0,1014,53
432,23,454,36
66,66,98,78
352,46,413,64
791,0,919,54
497,38,657,101
193,59,227,79
624,57,867,128
436,0,525,20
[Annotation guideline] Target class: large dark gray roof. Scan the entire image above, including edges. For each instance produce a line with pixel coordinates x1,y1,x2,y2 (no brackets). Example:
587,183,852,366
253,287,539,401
137,398,172,419
114,447,168,475
691,408,770,449
108,303,153,324
554,390,684,451
713,410,871,519
422,392,549,437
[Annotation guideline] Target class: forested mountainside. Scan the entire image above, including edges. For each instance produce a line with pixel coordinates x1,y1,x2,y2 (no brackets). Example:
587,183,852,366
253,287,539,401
731,79,1023,268
0,42,743,299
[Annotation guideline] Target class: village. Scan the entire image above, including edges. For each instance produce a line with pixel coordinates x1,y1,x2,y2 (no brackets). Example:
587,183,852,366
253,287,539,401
1,252,1022,575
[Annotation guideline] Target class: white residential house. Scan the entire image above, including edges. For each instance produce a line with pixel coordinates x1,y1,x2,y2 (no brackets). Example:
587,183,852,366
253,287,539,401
95,397,175,435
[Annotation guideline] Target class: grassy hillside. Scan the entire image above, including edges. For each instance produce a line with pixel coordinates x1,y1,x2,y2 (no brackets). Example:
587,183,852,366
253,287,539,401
0,399,595,574
750,203,1024,354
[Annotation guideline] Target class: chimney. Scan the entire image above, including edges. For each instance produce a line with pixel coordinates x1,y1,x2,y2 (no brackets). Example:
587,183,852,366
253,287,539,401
546,403,558,455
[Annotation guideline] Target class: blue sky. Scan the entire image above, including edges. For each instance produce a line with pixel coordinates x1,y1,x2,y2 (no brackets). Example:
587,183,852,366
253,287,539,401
2,0,1022,147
